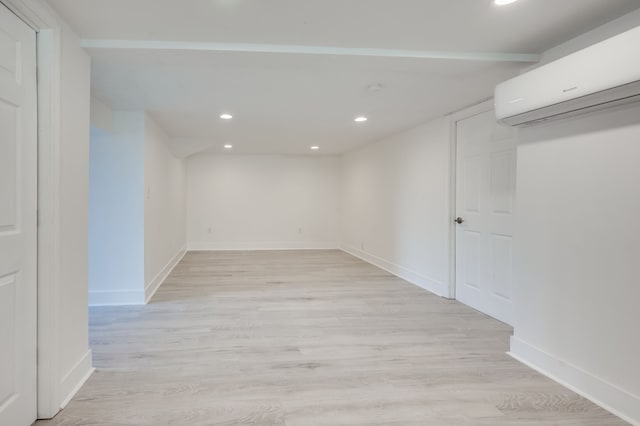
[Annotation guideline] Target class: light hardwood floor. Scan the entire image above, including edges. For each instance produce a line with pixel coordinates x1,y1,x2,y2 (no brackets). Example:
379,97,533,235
37,250,627,425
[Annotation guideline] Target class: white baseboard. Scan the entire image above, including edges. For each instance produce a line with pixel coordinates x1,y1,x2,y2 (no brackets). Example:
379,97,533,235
59,349,95,409
144,245,187,302
340,244,447,297
88,289,146,306
187,241,340,251
509,337,640,426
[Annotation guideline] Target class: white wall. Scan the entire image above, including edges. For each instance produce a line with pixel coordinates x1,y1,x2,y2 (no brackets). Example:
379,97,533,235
187,154,340,250
89,96,113,133
507,12,640,424
540,9,640,65
340,118,451,296
510,103,640,424
89,112,186,304
38,21,94,417
89,112,145,305
144,115,186,299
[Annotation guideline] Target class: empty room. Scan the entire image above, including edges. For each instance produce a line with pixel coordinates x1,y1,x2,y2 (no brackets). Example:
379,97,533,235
1,0,639,425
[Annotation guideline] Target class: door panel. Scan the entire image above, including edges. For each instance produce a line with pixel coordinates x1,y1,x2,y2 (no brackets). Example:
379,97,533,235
0,273,18,404
0,100,18,229
0,27,19,78
0,4,37,425
490,151,515,214
490,233,513,301
455,110,516,325
462,229,481,290
463,156,481,212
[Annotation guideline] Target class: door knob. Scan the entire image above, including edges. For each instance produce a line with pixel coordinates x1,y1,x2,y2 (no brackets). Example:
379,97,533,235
455,217,464,224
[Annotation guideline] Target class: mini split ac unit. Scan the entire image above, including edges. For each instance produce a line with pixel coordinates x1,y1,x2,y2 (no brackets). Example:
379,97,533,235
495,25,640,127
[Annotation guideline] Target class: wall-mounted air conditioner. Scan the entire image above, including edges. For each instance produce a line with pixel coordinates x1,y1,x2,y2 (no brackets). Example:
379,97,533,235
495,26,640,127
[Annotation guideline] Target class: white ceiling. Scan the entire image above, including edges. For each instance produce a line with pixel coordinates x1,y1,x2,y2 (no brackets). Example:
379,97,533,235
88,50,524,156
48,0,640,156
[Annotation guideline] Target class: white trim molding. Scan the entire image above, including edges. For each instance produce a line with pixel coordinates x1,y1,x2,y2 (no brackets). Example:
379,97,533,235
188,241,340,251
89,290,146,307
81,39,541,63
144,245,187,302
510,337,640,426
340,244,448,297
0,0,59,29
35,26,64,420
58,350,94,410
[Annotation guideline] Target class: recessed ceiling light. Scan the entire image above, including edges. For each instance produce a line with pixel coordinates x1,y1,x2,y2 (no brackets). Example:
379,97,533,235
366,83,384,92
354,116,368,123
494,0,518,5
310,146,320,150
224,144,233,149
220,114,233,120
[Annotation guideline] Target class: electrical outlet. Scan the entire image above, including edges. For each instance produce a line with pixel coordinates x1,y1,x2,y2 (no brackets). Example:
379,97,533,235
298,227,302,234
207,227,213,234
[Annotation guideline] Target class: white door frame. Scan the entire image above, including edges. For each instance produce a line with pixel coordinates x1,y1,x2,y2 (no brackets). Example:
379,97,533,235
0,0,64,418
445,99,496,300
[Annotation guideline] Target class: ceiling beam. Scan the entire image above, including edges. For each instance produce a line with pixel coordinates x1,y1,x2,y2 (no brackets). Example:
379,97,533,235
81,39,540,63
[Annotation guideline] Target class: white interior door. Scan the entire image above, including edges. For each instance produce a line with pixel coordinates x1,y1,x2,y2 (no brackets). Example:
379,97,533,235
0,4,37,425
455,109,516,325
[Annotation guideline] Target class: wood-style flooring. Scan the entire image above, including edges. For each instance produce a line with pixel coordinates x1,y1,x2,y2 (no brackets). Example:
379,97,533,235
37,250,627,425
